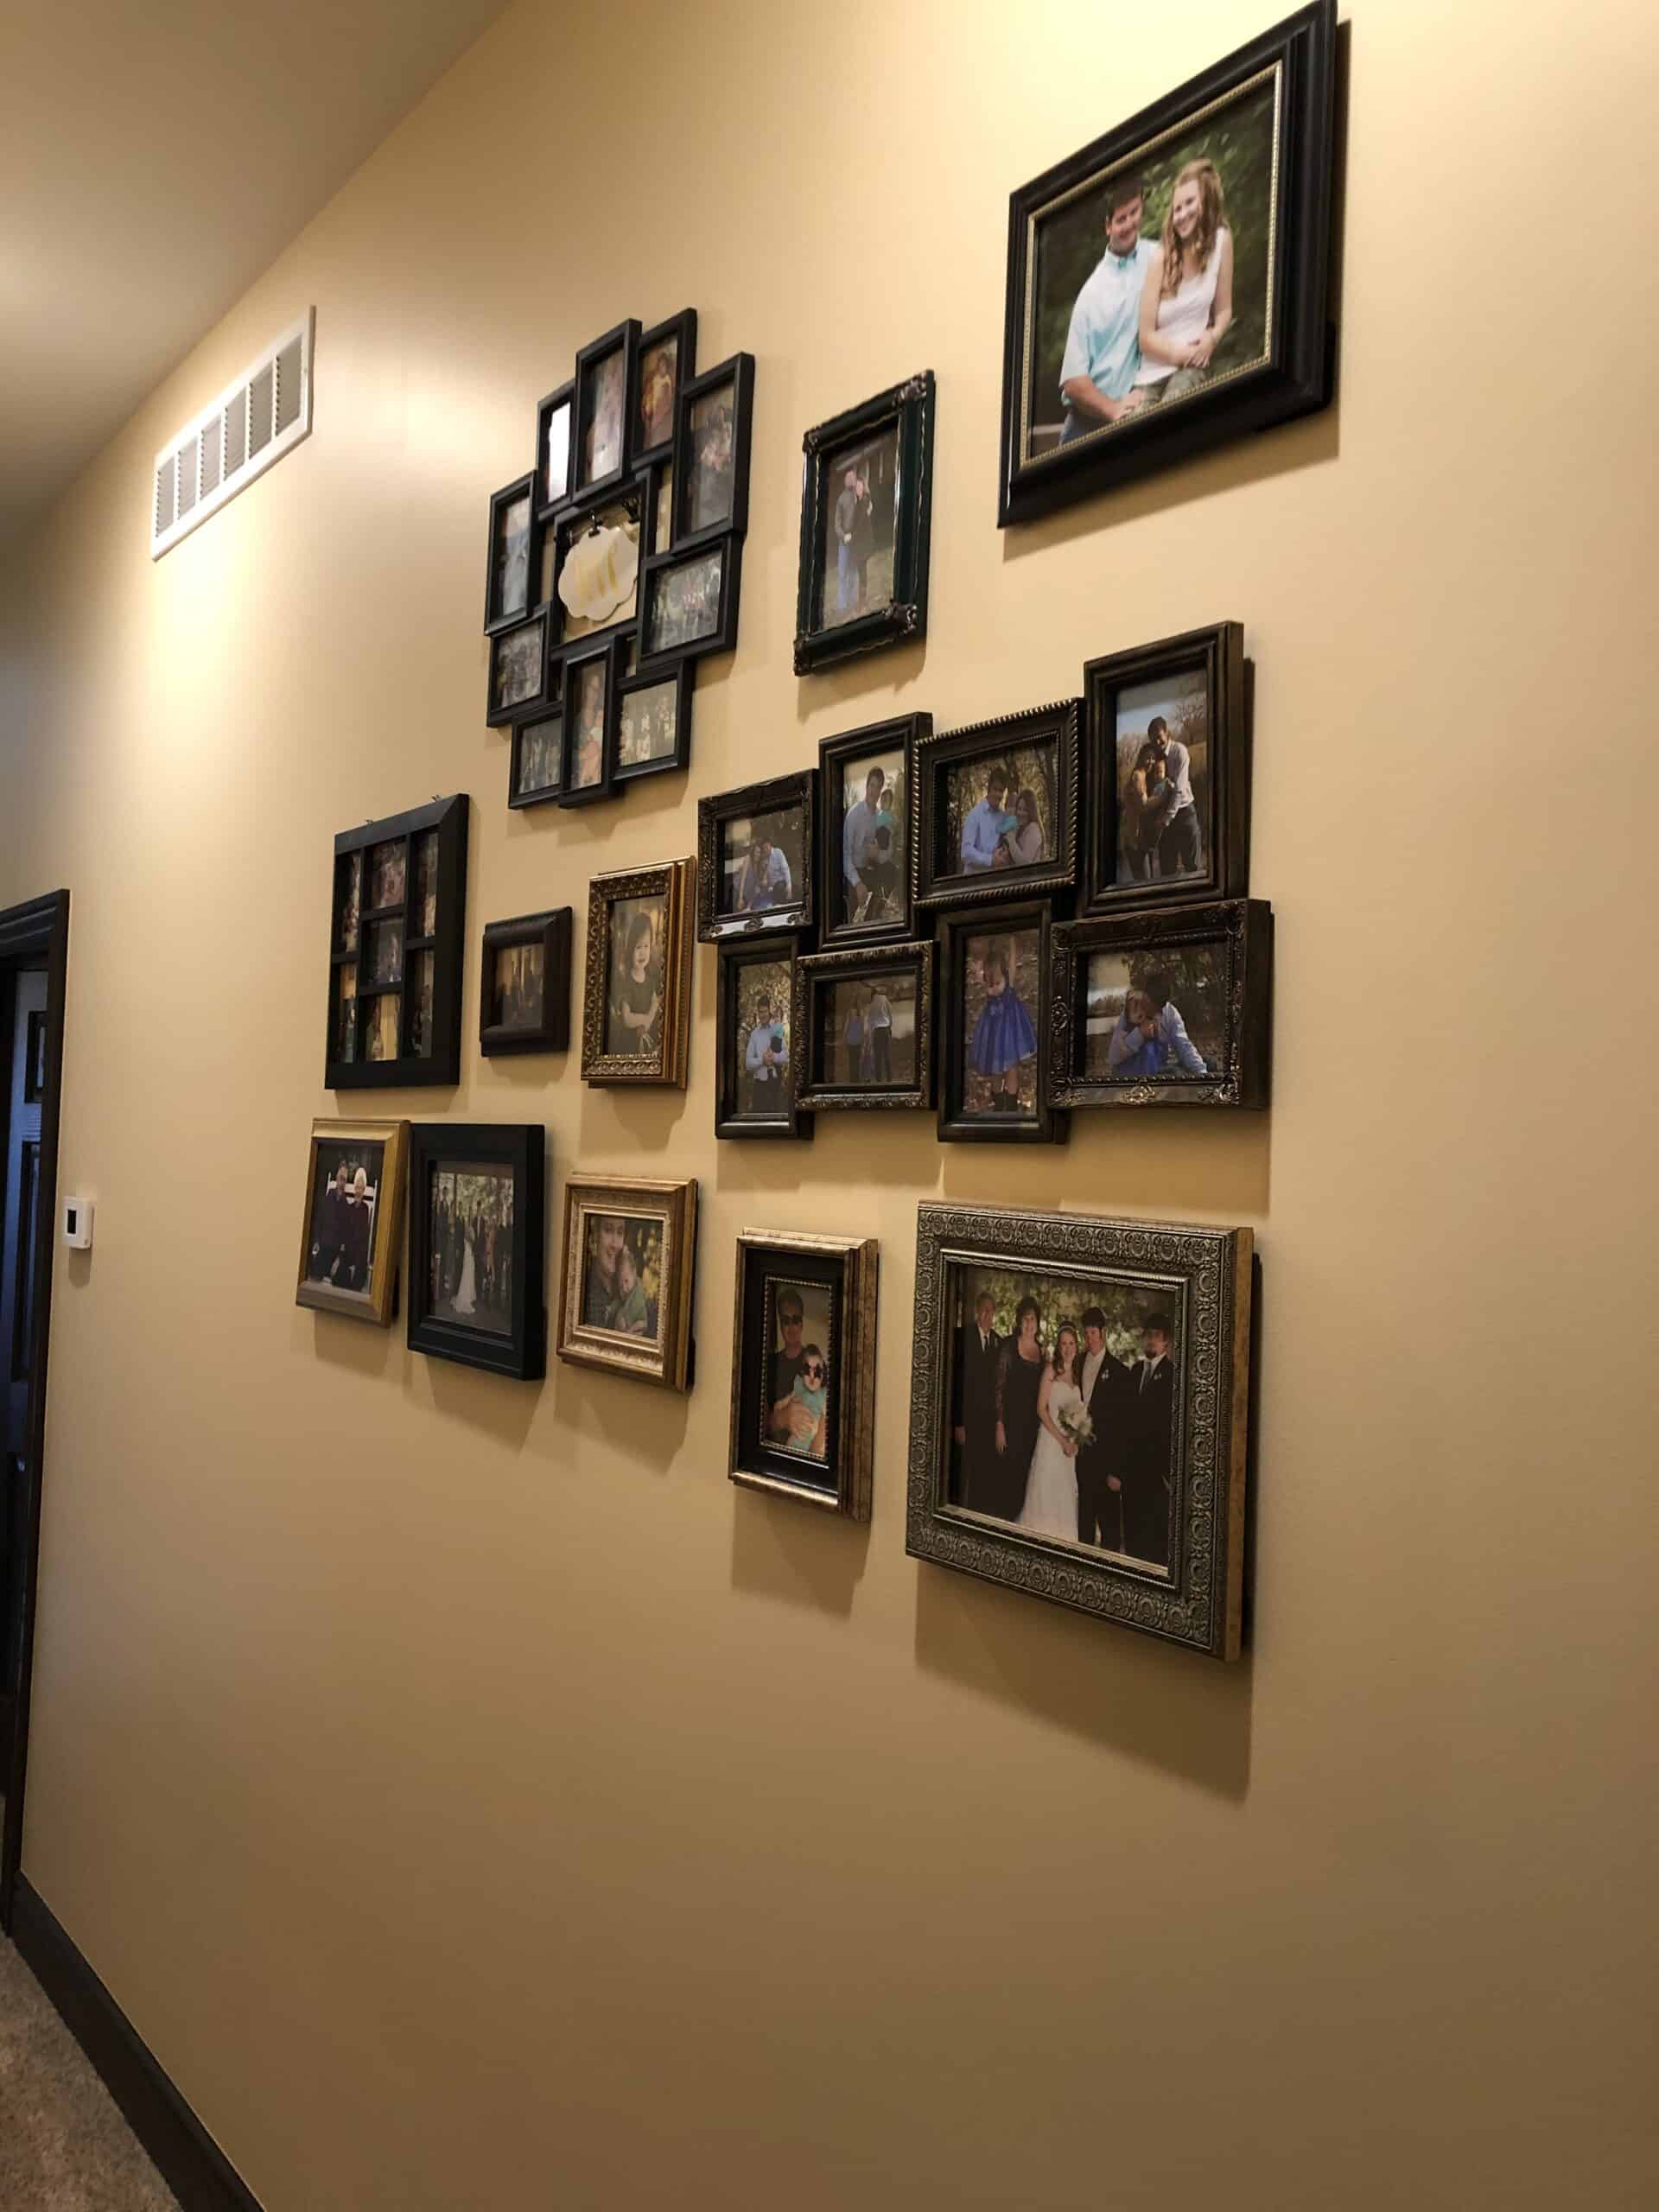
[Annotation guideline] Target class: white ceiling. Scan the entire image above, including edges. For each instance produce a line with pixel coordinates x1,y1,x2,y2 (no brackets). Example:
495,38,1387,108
0,0,509,541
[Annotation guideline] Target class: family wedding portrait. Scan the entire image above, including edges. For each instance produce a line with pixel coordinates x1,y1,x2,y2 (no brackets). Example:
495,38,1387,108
817,422,898,632
580,1213,663,1341
949,1268,1181,1570
1083,943,1224,1081
835,753,906,929
1113,667,1210,887
646,547,721,654
428,1164,515,1335
762,1281,832,1465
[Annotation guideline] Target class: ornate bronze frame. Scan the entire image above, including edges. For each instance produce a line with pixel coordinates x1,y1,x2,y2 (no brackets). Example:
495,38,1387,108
797,939,936,1111
581,855,695,1087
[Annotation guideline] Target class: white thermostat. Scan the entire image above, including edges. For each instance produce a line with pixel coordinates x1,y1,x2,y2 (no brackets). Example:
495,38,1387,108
61,1197,94,1249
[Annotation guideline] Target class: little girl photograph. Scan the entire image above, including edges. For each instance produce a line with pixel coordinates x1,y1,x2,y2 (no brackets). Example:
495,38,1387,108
963,928,1039,1118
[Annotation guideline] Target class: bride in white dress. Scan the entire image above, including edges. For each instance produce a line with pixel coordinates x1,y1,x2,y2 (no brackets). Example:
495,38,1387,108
1018,1324,1084,1542
453,1217,478,1316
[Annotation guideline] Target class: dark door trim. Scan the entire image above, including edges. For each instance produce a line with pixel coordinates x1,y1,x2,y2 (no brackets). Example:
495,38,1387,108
0,887,69,1933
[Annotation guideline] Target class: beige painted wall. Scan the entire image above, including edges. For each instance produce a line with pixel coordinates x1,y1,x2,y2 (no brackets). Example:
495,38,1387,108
3,2,1656,2205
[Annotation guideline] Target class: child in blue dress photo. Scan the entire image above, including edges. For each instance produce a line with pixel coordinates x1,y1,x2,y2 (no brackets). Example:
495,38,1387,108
968,938,1039,1115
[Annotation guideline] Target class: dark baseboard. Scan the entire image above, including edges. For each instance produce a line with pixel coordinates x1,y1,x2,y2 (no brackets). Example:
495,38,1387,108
10,1874,263,2212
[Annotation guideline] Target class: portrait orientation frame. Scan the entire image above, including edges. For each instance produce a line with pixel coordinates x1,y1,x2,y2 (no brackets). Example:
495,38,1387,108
696,770,816,944
632,308,698,467
326,793,468,1090
794,371,936,674
557,634,622,810
533,378,575,522
1050,898,1271,1109
405,1122,546,1381
614,658,692,787
1083,620,1249,912
573,318,642,504
797,939,936,1112
906,1200,1254,1659
485,609,551,729
916,698,1080,911
817,713,927,950
671,351,756,551
556,1173,698,1392
997,0,1336,526
295,1116,409,1327
715,935,812,1142
934,901,1065,1146
479,907,573,1057
581,855,695,1088
639,535,743,670
730,1229,879,1519
483,472,540,636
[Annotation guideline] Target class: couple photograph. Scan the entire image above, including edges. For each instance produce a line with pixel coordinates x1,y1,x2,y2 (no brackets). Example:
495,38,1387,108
1114,668,1209,886
429,1164,515,1334
950,1274,1179,1569
718,804,802,918
945,747,1056,878
818,423,898,630
825,973,914,1087
306,1145,382,1297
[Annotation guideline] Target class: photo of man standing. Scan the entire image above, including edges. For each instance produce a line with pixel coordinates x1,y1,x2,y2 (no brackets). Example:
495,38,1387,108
1058,175,1154,442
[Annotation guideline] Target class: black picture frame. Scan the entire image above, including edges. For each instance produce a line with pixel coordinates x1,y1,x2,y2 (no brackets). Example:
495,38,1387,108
632,308,697,467
614,660,691,787
479,908,573,1057
406,1122,546,1380
486,610,550,728
326,795,468,1090
672,352,755,550
795,371,935,674
817,714,926,950
507,684,565,811
639,453,676,560
483,472,539,635
916,698,1079,910
573,319,641,503
797,940,935,1112
549,482,645,661
715,938,812,1142
1083,620,1249,912
997,0,1337,526
639,537,742,668
906,1200,1255,1658
696,771,815,944
534,378,575,521
1050,898,1271,1109
935,901,1065,1145
558,636,620,809
730,1230,878,1517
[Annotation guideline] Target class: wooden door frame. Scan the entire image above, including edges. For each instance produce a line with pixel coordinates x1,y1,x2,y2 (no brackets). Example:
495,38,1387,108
0,888,69,1934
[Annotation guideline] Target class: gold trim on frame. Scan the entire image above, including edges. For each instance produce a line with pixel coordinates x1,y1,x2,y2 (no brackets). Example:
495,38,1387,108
556,1174,698,1390
295,1116,409,1327
580,856,695,1087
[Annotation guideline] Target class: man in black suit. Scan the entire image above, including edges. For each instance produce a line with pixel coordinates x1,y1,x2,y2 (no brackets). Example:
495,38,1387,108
952,1288,1004,1512
1074,1306,1130,1548
1118,1315,1177,1567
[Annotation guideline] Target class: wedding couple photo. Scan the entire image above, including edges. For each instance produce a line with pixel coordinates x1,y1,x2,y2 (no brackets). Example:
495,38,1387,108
429,1163,516,1335
950,1270,1180,1569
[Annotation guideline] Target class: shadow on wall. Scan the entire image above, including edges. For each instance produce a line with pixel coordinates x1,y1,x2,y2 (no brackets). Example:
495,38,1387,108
729,1486,870,1618
912,1561,1253,1800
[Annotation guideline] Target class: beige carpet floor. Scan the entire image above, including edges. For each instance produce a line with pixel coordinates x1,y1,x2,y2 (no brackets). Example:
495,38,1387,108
0,1929,180,2210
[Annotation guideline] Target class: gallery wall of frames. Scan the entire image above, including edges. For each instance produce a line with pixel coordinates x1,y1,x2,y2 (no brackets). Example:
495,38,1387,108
298,0,1337,1665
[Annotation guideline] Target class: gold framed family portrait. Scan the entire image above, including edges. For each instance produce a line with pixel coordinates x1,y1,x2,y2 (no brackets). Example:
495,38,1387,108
556,1174,698,1392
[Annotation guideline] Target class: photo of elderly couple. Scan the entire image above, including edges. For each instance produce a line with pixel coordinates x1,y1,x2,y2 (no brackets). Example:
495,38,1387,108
1028,73,1274,456
306,1142,382,1298
950,1270,1181,1568
581,1213,662,1341
429,1164,515,1334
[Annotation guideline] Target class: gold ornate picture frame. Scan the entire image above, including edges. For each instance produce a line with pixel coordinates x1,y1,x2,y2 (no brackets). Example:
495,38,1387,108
295,1116,409,1327
556,1174,698,1390
580,855,695,1086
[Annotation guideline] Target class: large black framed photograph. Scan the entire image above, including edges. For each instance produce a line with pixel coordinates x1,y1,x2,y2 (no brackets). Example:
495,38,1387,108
295,1117,409,1326
935,902,1064,1146
615,660,690,785
798,941,934,1112
574,319,640,502
794,372,935,674
730,1230,878,1518
1050,898,1270,1109
673,352,754,549
326,794,467,1089
696,771,814,944
1084,620,1248,910
480,908,572,1057
715,938,810,1142
917,700,1079,910
906,1200,1254,1658
997,0,1336,526
407,1122,546,1381
817,715,925,949
483,472,537,635
640,537,741,666
486,610,550,728
633,308,696,464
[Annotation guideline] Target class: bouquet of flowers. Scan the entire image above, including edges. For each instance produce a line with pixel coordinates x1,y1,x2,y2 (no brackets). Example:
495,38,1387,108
1057,1400,1094,1449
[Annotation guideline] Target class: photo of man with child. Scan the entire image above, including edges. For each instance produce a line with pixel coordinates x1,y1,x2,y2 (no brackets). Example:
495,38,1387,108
838,758,905,929
764,1284,831,1464
581,1214,660,1341
950,1277,1179,1569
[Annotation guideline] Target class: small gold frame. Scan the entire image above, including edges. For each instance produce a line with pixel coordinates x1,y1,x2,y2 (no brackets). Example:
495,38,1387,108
729,1228,880,1519
295,1116,409,1326
580,855,695,1086
556,1173,698,1389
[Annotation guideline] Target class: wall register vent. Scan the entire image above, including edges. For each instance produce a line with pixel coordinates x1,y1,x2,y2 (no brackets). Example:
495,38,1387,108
149,310,314,558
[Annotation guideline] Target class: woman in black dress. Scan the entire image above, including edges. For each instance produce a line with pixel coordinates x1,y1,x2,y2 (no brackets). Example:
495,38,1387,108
993,1295,1046,1523
610,910,662,1054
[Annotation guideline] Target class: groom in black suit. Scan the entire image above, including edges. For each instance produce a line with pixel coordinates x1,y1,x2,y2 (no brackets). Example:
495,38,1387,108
952,1288,1004,1513
1117,1316,1177,1567
1075,1306,1130,1548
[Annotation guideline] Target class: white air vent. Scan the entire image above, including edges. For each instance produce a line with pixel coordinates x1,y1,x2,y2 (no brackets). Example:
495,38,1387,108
150,310,314,558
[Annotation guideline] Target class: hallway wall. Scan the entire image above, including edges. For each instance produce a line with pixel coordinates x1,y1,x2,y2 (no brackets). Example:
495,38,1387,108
2,3,1656,2205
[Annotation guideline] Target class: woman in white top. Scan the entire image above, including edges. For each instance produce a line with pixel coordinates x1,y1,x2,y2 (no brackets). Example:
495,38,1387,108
1135,159,1233,404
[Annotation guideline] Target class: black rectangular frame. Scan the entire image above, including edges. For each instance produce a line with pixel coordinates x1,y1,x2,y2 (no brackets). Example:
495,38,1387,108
483,471,539,635
548,479,646,664
730,1230,878,1517
672,351,755,550
916,697,1080,910
797,939,935,1112
639,535,743,669
534,378,576,521
573,318,641,504
715,936,812,1142
632,308,698,466
479,908,573,1056
795,370,935,673
696,769,816,944
507,685,565,811
614,658,692,786
934,899,1065,1145
558,635,621,809
406,1122,546,1380
817,713,927,950
486,609,551,728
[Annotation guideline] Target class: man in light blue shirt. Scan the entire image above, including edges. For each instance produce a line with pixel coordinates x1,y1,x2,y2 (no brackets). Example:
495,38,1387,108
842,766,886,892
960,768,1014,873
1107,970,1211,1076
744,995,788,1112
1058,175,1154,444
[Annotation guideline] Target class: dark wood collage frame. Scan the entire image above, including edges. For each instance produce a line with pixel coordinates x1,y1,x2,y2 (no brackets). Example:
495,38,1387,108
479,907,573,1058
405,1122,546,1381
326,795,468,1090
794,372,936,674
696,771,815,944
797,939,937,1113
486,311,753,816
